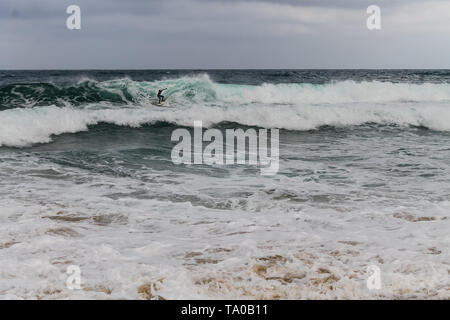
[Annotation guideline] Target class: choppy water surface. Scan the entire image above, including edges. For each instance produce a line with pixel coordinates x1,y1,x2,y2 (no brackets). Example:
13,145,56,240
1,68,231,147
0,70,449,299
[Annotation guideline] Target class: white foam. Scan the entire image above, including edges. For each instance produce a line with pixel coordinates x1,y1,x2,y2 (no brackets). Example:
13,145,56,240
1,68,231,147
2,76,450,147
0,150,448,299
1,98,450,147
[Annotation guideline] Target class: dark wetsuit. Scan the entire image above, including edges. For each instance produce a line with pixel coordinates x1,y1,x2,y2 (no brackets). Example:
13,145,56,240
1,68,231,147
157,90,165,103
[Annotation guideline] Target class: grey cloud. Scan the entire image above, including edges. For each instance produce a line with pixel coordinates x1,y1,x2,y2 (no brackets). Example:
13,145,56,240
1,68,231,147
198,0,423,9
1,0,449,69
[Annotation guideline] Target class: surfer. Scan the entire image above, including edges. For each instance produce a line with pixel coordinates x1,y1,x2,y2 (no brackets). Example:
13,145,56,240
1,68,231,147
157,88,167,103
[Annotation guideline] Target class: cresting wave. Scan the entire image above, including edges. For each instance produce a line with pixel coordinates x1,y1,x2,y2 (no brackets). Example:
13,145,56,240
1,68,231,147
2,74,450,108
1,75,450,147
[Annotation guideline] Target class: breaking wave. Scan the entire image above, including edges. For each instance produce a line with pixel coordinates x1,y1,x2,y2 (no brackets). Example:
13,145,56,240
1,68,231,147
2,74,450,108
1,75,450,147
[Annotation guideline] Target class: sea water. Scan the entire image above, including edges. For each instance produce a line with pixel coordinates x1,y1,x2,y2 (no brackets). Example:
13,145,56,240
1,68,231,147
0,70,449,299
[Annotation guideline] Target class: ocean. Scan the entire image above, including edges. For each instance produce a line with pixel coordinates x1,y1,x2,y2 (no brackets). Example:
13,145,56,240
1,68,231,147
0,70,449,299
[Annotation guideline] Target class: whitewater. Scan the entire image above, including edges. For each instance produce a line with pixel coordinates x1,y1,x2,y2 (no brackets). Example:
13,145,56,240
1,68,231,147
0,70,449,299
2,75,450,147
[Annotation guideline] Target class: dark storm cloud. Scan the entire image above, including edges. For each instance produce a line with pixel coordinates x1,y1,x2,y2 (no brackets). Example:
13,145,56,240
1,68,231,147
1,0,449,69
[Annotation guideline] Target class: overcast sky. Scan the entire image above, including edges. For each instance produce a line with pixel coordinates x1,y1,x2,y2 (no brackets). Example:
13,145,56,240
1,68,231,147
1,0,449,69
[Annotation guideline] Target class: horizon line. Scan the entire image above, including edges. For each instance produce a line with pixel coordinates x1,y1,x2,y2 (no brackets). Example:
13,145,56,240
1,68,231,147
1,68,450,71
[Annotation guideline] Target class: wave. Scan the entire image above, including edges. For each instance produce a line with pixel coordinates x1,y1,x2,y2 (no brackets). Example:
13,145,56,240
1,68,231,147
0,75,218,109
1,75,450,147
1,100,450,147
0,80,136,109
2,74,450,109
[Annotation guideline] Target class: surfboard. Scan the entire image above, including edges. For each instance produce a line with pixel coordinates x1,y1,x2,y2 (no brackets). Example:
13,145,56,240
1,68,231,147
151,100,166,107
